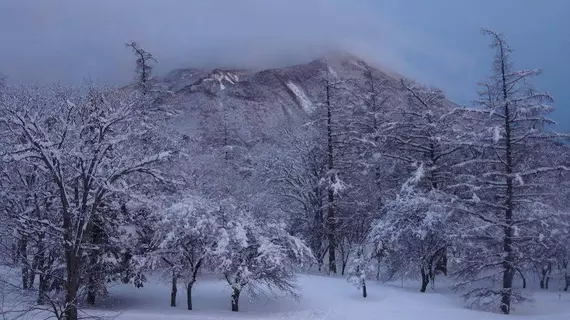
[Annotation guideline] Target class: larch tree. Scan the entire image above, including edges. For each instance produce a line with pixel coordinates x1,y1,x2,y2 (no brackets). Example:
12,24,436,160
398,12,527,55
344,62,401,279
453,29,569,314
312,60,350,275
350,61,397,204
370,79,468,292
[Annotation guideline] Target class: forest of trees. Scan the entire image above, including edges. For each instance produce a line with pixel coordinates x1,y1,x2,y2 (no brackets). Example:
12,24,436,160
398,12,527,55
0,30,568,320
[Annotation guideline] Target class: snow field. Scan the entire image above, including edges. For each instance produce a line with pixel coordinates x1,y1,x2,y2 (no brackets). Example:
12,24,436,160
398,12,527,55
85,274,570,320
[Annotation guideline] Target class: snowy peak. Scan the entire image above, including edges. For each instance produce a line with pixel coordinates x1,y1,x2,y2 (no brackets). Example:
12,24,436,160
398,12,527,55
153,54,411,138
172,68,243,96
205,69,240,91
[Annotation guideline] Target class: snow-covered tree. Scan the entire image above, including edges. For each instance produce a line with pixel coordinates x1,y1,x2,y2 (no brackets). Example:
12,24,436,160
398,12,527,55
452,29,569,314
142,195,220,310
384,79,467,195
347,245,372,298
348,61,399,206
214,202,313,312
267,126,329,271
312,63,348,274
337,62,400,279
368,78,468,285
0,160,63,305
0,83,171,320
372,165,454,292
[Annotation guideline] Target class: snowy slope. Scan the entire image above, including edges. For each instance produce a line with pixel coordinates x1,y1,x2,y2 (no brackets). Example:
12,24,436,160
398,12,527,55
285,81,314,113
151,54,406,141
75,274,570,320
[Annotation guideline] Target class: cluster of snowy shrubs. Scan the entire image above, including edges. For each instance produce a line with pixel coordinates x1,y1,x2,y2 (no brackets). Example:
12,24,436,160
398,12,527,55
128,196,313,312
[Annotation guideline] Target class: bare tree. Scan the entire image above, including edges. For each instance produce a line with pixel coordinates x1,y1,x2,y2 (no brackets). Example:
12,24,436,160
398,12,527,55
125,42,157,94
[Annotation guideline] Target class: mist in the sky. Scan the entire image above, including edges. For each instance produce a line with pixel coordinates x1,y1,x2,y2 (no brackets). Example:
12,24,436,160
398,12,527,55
0,0,568,132
0,0,422,85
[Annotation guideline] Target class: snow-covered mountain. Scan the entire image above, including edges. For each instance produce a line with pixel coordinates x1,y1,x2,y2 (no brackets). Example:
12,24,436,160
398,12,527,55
151,54,410,142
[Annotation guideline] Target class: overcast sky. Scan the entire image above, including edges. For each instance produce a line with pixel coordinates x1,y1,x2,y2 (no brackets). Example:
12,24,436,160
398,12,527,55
0,0,568,131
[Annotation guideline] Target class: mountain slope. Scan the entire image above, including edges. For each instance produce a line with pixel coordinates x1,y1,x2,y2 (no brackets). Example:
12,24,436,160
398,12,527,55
153,55,407,145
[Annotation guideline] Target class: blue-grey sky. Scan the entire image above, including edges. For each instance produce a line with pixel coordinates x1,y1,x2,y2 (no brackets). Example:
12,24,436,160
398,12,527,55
0,0,568,131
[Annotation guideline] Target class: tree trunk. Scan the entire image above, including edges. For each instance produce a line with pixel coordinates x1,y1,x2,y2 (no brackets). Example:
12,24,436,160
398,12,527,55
86,249,99,305
86,276,96,305
36,238,47,305
327,190,337,274
362,282,367,298
231,287,240,312
170,273,177,307
317,248,325,273
339,238,351,276
60,182,79,320
86,215,105,306
29,255,39,289
376,255,381,281
37,273,47,305
564,261,570,292
64,260,79,320
325,74,337,275
12,242,18,264
35,198,47,305
499,36,515,316
376,264,380,281
517,269,526,289
187,258,203,310
435,248,448,276
420,268,429,293
121,252,133,284
186,283,193,310
539,264,551,290
19,238,29,290
500,230,515,314
313,207,325,275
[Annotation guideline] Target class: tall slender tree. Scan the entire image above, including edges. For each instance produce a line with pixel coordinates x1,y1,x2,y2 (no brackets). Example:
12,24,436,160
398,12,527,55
312,61,351,274
453,29,569,314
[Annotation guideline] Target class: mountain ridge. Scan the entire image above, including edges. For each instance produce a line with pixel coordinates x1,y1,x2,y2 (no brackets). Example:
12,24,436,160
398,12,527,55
148,55,436,151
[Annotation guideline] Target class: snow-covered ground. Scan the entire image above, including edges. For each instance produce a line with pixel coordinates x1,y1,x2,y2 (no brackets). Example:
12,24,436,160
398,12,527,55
2,270,569,319
74,274,570,320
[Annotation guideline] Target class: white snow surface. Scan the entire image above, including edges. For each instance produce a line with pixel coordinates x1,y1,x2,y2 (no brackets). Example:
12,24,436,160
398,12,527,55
205,70,239,90
22,274,569,320
286,81,315,113
492,126,502,142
